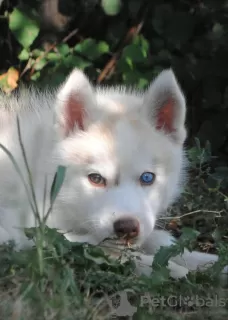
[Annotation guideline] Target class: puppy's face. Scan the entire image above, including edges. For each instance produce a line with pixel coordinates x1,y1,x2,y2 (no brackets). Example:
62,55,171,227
53,69,187,248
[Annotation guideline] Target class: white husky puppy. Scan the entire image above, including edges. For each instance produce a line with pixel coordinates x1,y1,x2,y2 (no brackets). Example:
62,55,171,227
0,68,224,279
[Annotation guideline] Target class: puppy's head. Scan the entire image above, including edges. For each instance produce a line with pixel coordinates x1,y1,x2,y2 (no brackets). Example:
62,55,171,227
53,68,187,248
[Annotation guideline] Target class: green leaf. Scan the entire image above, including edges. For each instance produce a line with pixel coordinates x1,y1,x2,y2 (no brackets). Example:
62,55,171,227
33,58,47,71
57,43,70,56
9,8,39,48
18,48,30,61
32,49,44,58
96,41,110,55
64,55,92,70
30,71,40,81
46,52,61,62
50,166,66,205
179,227,199,242
133,35,150,55
101,0,122,16
122,43,147,64
211,22,224,40
84,247,112,265
122,71,149,88
74,39,109,60
152,244,181,270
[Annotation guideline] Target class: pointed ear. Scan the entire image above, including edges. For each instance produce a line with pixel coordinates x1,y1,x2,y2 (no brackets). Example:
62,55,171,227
56,68,95,136
143,69,187,144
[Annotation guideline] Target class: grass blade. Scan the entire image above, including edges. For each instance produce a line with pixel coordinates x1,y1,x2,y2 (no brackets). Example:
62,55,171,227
50,165,66,205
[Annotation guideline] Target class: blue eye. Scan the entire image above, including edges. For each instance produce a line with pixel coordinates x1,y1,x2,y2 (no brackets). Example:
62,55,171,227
140,172,155,185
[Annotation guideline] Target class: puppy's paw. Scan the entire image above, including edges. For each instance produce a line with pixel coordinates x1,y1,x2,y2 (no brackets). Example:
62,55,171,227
132,252,189,280
168,260,189,279
133,253,154,277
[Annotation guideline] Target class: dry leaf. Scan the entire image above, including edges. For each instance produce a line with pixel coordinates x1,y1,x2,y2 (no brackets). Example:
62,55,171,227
0,67,19,93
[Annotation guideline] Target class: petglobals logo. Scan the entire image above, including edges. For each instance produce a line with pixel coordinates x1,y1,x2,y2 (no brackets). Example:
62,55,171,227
140,293,228,309
166,295,227,308
105,290,228,318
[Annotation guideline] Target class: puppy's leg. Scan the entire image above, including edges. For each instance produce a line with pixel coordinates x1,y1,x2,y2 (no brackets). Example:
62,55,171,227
130,252,189,279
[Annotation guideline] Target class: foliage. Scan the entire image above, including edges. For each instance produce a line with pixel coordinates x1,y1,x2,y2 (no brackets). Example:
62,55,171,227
101,0,122,16
0,0,227,155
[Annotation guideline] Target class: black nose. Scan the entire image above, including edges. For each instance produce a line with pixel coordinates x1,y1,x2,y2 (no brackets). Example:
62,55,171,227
113,218,140,239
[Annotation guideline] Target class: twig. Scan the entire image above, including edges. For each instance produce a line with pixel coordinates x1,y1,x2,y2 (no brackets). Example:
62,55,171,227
20,28,79,79
97,21,144,84
62,28,78,43
159,209,224,220
97,0,150,84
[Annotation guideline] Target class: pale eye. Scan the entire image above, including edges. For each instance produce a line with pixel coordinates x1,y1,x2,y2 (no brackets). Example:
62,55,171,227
139,172,155,186
88,173,106,187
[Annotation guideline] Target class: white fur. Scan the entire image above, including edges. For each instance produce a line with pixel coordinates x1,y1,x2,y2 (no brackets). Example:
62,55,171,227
0,69,224,279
